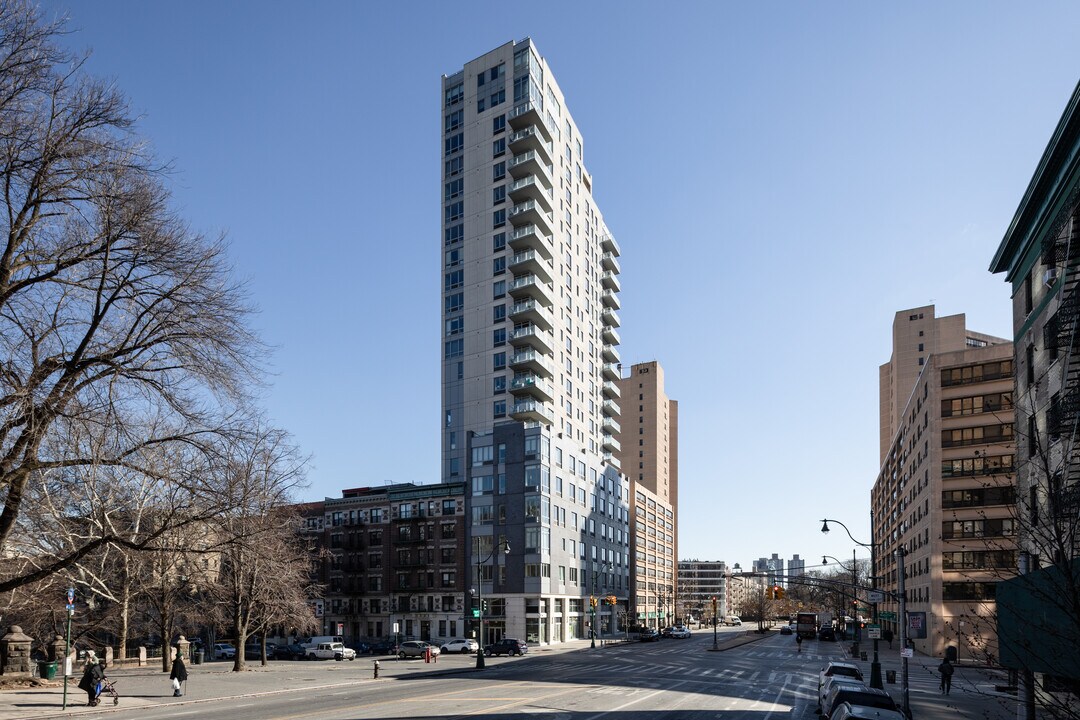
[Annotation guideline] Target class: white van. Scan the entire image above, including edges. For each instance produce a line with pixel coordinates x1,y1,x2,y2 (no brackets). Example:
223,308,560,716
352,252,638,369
725,616,742,626
301,635,344,649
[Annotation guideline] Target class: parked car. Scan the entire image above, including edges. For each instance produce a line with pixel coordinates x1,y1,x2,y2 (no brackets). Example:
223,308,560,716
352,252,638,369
244,643,275,660
669,626,691,639
398,640,441,659
368,640,398,655
828,702,906,720
639,629,660,642
307,642,356,661
819,677,865,713
212,643,236,660
441,638,479,654
347,641,370,655
818,661,864,694
821,686,898,718
484,638,528,656
277,643,307,660
780,625,793,635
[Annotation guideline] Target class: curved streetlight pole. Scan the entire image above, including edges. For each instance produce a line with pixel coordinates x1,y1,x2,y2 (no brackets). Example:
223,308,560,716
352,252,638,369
821,553,857,639
821,518,883,690
474,539,510,670
590,560,612,649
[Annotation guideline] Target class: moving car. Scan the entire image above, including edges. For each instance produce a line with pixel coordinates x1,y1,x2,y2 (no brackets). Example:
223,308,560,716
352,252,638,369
639,629,660,642
441,638,479,654
669,626,691,639
821,686,898,718
819,627,836,641
484,638,528,656
212,643,236,660
780,625,793,635
398,641,441,659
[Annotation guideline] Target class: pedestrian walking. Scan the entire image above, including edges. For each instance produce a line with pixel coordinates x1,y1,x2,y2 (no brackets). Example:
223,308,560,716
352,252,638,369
938,658,954,694
796,634,803,653
170,652,188,697
77,651,105,706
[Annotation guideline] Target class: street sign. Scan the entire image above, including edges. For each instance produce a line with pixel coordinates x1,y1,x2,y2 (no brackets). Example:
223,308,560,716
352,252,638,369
879,611,896,620
901,647,913,658
867,624,881,639
471,609,480,618
867,590,884,603
66,587,75,603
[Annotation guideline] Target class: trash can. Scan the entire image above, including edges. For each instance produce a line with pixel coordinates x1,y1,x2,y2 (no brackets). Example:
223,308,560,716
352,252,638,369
886,670,896,684
192,649,204,665
38,661,58,680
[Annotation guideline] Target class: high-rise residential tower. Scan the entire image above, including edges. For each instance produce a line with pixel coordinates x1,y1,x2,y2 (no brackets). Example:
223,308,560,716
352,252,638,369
614,361,679,627
441,40,629,646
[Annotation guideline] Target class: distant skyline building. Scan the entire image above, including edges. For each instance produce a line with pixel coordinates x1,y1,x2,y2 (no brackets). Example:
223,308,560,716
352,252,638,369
441,40,629,646
788,554,806,579
615,361,678,628
753,554,784,588
872,306,1015,659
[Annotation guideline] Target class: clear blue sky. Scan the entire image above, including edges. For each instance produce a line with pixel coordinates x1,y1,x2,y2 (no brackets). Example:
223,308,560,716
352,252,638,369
41,1,1080,572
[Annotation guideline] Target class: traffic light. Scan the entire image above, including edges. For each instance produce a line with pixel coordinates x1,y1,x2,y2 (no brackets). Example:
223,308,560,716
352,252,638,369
590,596,598,608
606,594,617,606
481,600,488,613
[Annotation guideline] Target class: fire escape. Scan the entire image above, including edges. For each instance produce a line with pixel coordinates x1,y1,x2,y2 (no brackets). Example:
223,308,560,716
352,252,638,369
1045,206,1080,548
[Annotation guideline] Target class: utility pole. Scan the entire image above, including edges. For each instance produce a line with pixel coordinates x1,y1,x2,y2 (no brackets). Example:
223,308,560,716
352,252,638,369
897,547,910,718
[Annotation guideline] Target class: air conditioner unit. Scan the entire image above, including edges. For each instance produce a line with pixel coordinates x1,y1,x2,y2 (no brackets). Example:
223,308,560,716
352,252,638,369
1044,268,1059,287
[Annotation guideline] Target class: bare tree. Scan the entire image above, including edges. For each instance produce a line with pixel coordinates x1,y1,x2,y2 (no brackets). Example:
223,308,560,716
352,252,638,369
203,423,311,672
0,1,265,595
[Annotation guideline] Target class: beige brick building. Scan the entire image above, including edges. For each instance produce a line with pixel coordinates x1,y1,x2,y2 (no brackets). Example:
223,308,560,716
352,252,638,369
873,307,1015,659
615,361,678,627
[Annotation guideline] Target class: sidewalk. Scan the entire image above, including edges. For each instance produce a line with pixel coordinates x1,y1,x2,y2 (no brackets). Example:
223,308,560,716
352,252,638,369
0,632,763,720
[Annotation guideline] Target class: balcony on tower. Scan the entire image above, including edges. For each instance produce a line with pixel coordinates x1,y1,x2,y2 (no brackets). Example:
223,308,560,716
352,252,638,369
602,433,621,453
507,102,551,138
511,399,554,424
601,308,621,328
509,249,553,283
509,273,554,306
508,175,553,212
602,381,621,399
509,224,554,260
601,289,620,310
508,126,554,164
602,344,620,363
509,298,553,331
509,323,554,355
508,199,554,236
602,325,620,346
601,271,621,292
602,399,621,417
603,451,621,468
510,349,554,377
510,373,554,402
508,151,554,188
602,414,621,435
601,251,621,274
601,234,621,257
602,363,620,381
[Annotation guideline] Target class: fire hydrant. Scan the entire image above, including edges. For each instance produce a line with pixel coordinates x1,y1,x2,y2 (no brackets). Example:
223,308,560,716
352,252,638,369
373,660,380,679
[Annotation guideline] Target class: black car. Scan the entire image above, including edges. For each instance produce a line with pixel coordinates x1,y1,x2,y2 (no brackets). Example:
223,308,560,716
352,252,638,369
368,640,398,655
780,625,793,635
639,629,660,642
484,638,528,656
276,643,307,660
818,627,836,641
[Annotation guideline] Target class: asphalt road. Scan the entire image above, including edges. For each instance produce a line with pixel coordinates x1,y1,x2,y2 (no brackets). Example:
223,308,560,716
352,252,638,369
3,629,1022,720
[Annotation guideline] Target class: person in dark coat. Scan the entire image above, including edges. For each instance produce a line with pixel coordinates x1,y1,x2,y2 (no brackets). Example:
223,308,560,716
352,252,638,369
938,658,954,694
77,651,105,706
170,653,188,697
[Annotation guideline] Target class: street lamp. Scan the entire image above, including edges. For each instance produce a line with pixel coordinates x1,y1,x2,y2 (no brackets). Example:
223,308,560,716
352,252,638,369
821,554,857,639
821,518,883,691
473,538,510,670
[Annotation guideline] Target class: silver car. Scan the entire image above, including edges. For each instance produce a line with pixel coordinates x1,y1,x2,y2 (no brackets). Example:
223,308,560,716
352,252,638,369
398,640,441,659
